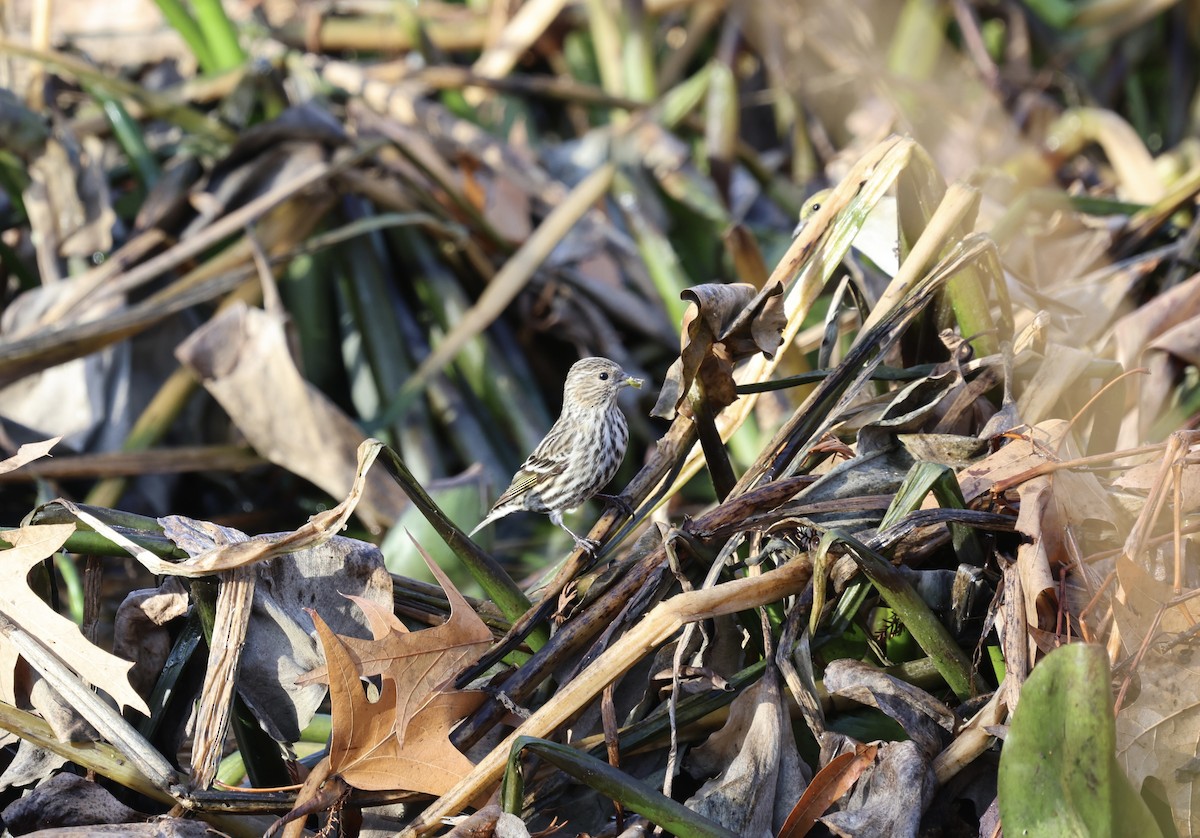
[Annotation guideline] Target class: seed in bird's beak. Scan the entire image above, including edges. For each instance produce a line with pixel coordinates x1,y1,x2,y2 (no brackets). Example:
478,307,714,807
625,376,644,389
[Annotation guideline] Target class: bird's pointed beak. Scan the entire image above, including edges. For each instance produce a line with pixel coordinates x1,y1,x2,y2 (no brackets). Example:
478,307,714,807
624,375,643,389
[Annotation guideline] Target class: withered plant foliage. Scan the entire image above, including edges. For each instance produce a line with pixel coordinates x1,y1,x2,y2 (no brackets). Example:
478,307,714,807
0,1,1198,837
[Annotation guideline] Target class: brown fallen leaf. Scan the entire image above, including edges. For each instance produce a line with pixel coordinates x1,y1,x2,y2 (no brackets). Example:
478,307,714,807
819,740,935,837
333,593,490,737
310,611,484,795
295,537,491,801
777,744,878,838
299,534,492,717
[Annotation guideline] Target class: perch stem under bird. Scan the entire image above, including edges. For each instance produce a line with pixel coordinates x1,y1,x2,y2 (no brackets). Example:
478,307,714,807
470,357,643,552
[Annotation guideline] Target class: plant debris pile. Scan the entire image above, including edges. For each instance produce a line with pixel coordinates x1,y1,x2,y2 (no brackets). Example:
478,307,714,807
0,1,1198,836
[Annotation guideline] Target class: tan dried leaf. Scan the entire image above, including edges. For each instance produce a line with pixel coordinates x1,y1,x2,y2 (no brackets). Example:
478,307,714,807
1112,556,1200,838
62,438,386,578
312,610,483,796
176,304,410,531
0,524,148,716
300,539,492,725
685,668,807,836
0,436,61,475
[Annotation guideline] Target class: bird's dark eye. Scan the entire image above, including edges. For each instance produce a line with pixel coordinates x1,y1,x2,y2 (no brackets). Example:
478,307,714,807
599,372,610,381
810,201,822,213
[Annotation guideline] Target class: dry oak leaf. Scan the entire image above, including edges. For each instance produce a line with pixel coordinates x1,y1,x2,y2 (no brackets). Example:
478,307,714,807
0,524,148,716
651,282,785,420
303,543,492,796
310,610,485,795
300,543,493,732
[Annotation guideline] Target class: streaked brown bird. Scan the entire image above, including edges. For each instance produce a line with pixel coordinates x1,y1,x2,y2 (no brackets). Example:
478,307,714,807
470,357,643,552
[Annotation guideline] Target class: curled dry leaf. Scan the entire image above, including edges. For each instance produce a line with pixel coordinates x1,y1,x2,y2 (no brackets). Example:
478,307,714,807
651,282,786,420
26,135,115,270
0,739,67,793
175,303,410,531
821,660,956,758
777,744,879,838
112,577,189,697
60,438,387,579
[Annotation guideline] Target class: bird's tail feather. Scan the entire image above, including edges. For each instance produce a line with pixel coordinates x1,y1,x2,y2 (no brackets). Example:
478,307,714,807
468,510,500,537
470,499,522,537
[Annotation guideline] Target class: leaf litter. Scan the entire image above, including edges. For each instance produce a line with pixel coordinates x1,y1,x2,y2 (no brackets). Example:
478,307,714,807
0,1,1198,837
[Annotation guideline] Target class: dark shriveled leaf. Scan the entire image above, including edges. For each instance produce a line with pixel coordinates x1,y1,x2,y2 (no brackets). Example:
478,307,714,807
652,282,786,420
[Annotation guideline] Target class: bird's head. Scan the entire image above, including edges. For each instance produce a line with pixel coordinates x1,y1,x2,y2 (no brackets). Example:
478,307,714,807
792,188,831,237
563,357,643,409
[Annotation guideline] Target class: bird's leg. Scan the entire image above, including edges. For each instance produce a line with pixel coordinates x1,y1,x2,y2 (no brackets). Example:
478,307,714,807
563,526,600,554
593,492,635,519
550,510,599,553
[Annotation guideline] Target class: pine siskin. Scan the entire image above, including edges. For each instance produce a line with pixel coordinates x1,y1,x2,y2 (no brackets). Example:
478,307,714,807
470,357,643,552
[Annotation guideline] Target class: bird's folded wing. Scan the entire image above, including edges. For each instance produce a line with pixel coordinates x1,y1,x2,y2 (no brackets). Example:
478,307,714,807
523,451,568,474
493,453,565,507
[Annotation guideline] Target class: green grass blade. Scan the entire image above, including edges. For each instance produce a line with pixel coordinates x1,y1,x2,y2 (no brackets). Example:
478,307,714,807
150,0,216,72
191,0,246,71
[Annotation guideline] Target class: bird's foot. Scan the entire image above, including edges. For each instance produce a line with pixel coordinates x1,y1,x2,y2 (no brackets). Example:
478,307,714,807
571,535,600,554
595,492,635,519
551,513,602,554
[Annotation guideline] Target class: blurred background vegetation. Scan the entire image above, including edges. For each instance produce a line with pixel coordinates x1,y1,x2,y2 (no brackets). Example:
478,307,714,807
2,0,1195,585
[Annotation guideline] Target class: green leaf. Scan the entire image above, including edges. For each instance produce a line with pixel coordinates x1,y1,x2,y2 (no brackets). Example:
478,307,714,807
998,644,1163,838
883,461,982,567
